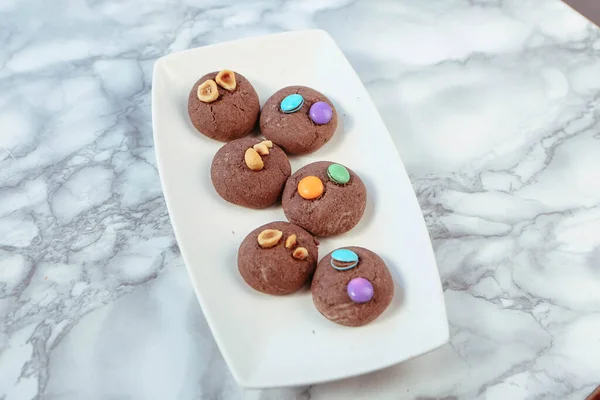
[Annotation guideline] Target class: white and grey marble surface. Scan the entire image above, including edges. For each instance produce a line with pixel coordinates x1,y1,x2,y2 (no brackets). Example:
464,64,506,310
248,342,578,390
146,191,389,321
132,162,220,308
1,0,599,399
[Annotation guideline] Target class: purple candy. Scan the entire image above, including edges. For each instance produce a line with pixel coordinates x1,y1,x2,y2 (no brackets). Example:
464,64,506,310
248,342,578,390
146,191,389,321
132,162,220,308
309,101,333,125
347,277,374,304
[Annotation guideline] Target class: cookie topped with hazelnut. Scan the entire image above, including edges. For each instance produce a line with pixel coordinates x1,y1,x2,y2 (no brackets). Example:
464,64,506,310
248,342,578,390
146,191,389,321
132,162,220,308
238,221,319,295
260,86,338,154
188,70,260,142
211,137,291,209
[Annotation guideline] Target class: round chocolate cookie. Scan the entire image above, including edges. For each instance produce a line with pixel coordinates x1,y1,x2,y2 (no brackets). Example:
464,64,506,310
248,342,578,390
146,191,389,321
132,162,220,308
281,161,366,236
188,70,260,141
312,247,394,326
211,137,291,209
260,86,338,155
238,221,319,295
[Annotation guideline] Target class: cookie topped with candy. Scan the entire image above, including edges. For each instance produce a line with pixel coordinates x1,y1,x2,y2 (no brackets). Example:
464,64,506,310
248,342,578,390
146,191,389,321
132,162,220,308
312,247,394,327
260,86,338,155
282,161,367,237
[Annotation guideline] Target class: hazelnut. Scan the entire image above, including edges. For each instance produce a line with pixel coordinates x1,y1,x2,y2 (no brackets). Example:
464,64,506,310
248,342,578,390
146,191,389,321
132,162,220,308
292,247,308,260
253,143,269,155
257,229,283,248
244,148,264,171
197,79,219,103
215,69,236,91
285,234,297,249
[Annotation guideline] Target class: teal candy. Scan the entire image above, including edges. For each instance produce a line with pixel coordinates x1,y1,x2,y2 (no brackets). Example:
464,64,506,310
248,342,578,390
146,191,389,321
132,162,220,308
327,163,351,184
280,94,304,113
332,249,359,262
330,249,359,271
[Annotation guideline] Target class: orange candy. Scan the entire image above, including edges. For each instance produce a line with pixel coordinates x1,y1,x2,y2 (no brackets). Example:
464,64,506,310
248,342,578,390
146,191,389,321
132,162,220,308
298,176,324,200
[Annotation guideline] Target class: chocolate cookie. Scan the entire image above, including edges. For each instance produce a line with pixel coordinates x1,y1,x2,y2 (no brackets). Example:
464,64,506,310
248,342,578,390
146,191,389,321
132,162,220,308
238,221,319,295
281,161,367,236
260,86,338,154
312,247,394,326
188,70,260,141
211,137,291,209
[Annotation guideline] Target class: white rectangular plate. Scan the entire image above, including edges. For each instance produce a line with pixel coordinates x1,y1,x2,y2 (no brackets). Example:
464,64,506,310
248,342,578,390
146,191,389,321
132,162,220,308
152,30,448,388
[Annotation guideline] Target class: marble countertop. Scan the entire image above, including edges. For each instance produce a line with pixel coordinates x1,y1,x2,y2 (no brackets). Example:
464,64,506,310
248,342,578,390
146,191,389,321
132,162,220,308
1,0,599,399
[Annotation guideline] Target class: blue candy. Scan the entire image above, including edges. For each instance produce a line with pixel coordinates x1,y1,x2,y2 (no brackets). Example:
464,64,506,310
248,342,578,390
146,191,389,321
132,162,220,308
280,94,304,114
330,249,359,271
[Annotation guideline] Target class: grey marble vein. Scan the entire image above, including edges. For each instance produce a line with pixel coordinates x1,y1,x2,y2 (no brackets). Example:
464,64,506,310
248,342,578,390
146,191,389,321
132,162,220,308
1,0,599,399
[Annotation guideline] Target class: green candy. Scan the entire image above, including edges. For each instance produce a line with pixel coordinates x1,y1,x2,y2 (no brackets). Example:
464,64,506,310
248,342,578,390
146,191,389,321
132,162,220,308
327,163,350,184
